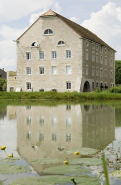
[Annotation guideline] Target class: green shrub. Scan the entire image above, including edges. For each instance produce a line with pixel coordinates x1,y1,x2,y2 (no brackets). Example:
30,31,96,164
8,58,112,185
109,87,121,93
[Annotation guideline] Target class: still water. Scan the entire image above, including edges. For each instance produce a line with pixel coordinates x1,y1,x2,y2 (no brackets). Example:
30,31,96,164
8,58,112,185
0,102,121,184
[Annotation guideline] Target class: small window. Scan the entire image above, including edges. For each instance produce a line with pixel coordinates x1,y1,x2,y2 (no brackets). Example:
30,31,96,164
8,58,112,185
100,46,103,53
92,82,94,90
92,52,95,62
39,51,44,59
51,133,57,142
26,52,31,60
96,53,99,63
26,131,31,140
96,82,98,87
66,50,71,58
105,56,107,65
57,40,65,45
105,69,107,78
66,66,71,74
110,58,113,67
86,40,89,46
26,67,31,75
52,66,57,74
44,29,53,35
111,51,113,57
52,51,57,59
39,67,44,74
26,117,31,126
31,42,38,47
52,117,57,126
85,65,88,75
66,117,71,128
105,48,107,53
66,82,71,90
39,133,44,141
110,70,113,78
26,82,31,89
96,67,99,76
85,49,88,60
92,43,95,49
96,45,99,50
92,67,95,76
39,117,44,126
66,133,71,142
100,68,103,77
100,55,103,64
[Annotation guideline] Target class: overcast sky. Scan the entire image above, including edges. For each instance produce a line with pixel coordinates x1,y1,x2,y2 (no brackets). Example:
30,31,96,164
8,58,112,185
0,0,121,71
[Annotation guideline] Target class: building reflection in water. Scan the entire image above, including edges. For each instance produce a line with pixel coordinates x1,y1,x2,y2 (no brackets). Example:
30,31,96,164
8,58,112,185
7,104,115,174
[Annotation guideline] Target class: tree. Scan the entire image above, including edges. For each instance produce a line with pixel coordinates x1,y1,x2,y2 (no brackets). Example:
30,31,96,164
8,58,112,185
115,60,121,84
0,78,7,91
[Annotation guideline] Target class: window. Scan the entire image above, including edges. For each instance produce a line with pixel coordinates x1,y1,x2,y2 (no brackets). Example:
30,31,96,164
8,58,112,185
110,58,113,67
31,42,38,47
86,40,89,46
92,43,95,49
39,51,44,59
52,51,57,59
105,56,107,65
44,29,53,35
66,134,71,142
96,53,99,63
96,67,99,76
100,46,103,53
85,49,88,60
66,82,71,89
66,117,71,128
100,68,103,77
110,70,113,78
51,133,57,142
105,48,107,53
26,117,31,126
26,67,31,75
92,67,95,76
39,133,44,141
104,69,107,78
26,52,31,60
85,65,88,75
96,82,98,87
92,82,94,90
26,82,31,89
52,117,57,126
66,105,71,110
39,67,44,74
57,40,65,45
39,117,44,126
96,45,99,50
66,66,71,74
26,131,31,140
92,52,95,62
52,66,57,74
111,51,113,57
66,50,71,58
100,55,103,64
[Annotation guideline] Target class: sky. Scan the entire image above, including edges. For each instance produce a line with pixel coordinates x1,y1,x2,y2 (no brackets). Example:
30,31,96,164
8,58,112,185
0,0,121,71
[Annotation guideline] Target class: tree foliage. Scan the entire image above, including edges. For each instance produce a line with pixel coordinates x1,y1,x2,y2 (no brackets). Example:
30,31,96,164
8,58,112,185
0,78,7,91
115,60,121,84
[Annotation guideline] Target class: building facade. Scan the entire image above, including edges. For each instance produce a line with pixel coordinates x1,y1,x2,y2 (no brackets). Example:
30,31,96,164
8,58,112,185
7,10,115,92
0,68,6,79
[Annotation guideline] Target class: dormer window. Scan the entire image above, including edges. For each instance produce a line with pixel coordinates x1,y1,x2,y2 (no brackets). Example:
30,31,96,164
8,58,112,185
44,29,53,35
57,40,65,45
31,42,38,47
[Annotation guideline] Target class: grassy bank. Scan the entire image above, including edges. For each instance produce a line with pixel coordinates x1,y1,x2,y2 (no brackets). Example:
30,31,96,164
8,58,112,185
1,91,121,101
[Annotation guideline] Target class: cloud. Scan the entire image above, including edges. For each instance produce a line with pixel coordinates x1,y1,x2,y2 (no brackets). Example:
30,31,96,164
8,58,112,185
82,2,121,59
70,17,80,24
0,0,55,22
29,2,62,25
0,26,26,71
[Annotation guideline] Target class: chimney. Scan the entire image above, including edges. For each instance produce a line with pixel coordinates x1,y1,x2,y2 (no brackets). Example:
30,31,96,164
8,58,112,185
2,68,4,71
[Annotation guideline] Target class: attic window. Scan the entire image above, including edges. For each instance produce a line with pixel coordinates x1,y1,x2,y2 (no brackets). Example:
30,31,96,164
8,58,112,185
57,40,65,45
31,42,38,47
44,29,53,35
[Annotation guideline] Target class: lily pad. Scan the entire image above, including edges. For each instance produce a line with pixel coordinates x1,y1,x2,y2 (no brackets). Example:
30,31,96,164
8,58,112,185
0,163,30,174
10,176,100,185
30,158,62,164
110,170,121,177
43,165,91,175
0,157,20,164
0,181,3,185
66,147,98,155
70,158,102,166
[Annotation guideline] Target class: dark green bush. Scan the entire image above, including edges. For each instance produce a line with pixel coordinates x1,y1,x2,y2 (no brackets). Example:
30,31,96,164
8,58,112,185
110,87,121,93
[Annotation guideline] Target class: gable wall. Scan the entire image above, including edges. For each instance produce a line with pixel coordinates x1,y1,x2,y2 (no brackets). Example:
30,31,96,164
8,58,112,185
16,16,83,92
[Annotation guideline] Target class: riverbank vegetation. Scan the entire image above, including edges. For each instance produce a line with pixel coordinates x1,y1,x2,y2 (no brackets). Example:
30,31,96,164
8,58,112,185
1,90,121,101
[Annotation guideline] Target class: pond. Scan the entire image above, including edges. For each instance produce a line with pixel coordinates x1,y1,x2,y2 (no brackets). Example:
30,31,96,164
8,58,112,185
0,101,121,185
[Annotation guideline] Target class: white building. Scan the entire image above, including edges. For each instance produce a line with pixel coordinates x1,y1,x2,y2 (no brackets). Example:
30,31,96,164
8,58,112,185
7,10,115,92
